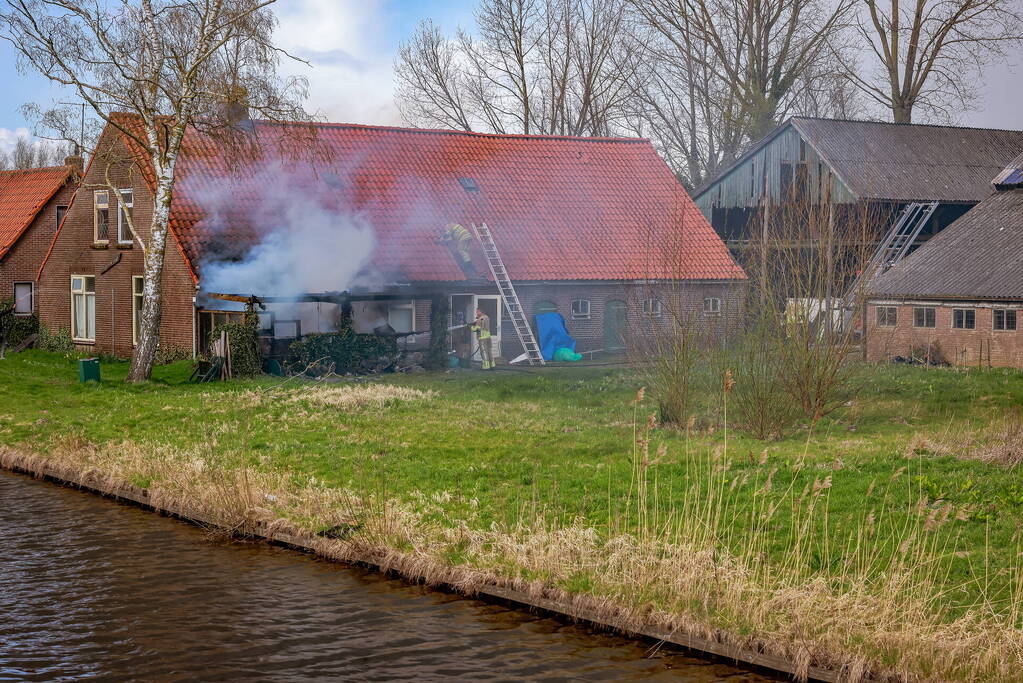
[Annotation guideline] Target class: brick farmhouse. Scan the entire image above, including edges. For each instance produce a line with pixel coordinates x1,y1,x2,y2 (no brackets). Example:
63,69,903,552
866,153,1023,367
0,163,79,320
37,115,745,361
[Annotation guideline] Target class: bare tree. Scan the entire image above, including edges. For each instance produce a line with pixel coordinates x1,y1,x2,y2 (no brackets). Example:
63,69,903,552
631,0,856,144
2,0,307,381
623,0,857,188
0,136,76,170
395,0,636,136
841,0,1023,123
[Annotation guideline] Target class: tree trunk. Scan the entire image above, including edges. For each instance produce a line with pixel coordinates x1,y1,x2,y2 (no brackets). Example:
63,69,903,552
892,102,913,123
126,175,173,382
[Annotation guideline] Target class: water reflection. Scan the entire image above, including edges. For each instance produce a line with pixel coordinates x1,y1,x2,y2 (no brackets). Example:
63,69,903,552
0,471,770,681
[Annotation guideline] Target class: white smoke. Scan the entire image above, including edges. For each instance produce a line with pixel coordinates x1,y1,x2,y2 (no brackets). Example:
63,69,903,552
197,163,377,298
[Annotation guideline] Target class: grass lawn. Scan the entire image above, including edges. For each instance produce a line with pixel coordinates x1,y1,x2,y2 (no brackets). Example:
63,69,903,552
2,350,1022,680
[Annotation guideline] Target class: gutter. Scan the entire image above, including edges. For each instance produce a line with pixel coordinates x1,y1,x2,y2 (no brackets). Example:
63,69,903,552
0,449,856,683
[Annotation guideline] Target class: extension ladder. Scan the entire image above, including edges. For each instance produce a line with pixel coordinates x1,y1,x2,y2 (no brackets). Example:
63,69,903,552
846,201,938,301
471,223,545,366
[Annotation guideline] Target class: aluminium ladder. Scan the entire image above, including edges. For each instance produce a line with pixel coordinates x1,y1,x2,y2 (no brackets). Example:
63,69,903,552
846,201,938,302
471,223,545,366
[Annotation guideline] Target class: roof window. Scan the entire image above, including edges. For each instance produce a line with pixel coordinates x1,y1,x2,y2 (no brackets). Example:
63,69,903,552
457,177,480,193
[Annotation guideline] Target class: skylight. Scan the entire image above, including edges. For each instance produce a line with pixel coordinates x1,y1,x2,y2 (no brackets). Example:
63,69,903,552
457,177,480,193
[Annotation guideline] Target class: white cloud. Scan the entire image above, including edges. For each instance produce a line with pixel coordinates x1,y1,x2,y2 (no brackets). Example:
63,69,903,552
0,127,31,155
275,0,401,126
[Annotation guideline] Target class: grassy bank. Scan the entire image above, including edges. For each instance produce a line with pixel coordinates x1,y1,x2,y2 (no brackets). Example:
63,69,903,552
2,351,1022,680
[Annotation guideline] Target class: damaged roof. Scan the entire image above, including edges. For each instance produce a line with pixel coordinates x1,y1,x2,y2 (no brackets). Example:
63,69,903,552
0,165,75,261
98,116,745,284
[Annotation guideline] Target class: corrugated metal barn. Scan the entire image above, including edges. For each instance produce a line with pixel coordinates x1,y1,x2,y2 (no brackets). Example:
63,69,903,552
693,117,1023,247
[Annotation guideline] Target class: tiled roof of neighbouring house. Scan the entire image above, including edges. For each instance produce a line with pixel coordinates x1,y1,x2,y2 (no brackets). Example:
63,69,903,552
868,188,1023,300
0,165,74,261
104,116,746,285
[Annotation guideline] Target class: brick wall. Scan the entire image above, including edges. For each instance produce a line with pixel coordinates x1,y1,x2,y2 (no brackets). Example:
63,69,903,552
37,134,196,358
0,182,75,312
865,300,1023,368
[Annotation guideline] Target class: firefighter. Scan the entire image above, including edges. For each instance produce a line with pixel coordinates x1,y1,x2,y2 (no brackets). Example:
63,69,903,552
441,223,473,261
470,307,494,370
440,223,479,278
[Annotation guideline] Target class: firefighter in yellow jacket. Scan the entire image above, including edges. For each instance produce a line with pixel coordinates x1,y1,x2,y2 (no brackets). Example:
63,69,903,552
440,223,479,279
470,307,494,370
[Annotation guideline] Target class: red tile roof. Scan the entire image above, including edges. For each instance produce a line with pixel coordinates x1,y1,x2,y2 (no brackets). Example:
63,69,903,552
108,117,746,285
0,165,74,261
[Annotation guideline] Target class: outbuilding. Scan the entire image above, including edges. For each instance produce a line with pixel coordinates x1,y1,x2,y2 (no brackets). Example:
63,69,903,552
865,153,1023,367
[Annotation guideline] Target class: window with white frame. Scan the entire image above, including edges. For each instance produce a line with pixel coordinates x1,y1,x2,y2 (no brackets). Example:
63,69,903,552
388,300,415,333
117,190,134,244
94,191,109,242
703,297,721,315
642,298,663,318
13,282,33,315
132,276,144,345
994,309,1017,331
952,308,975,330
571,299,590,320
876,306,897,327
71,275,96,341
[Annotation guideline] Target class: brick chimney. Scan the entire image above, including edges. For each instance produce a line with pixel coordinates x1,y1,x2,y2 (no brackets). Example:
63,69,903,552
64,154,84,177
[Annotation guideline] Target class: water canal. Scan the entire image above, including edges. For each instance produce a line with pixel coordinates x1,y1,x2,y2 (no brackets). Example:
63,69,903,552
0,470,770,681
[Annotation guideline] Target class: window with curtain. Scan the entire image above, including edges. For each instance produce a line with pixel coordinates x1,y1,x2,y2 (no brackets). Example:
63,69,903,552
71,275,96,341
117,190,134,243
132,276,144,345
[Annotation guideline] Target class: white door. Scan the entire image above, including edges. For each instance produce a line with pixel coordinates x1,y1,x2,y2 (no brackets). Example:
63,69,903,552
472,294,501,360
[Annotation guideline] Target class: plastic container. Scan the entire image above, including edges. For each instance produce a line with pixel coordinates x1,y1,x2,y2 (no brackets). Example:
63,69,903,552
78,357,101,383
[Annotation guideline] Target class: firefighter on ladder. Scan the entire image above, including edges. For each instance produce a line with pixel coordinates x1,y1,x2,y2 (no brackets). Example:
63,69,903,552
470,307,494,370
440,223,479,279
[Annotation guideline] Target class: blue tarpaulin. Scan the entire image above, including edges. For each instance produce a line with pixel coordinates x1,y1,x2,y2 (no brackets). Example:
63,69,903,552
535,312,577,361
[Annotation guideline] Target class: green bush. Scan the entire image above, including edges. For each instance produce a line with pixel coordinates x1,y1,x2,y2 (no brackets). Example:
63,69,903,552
0,297,39,348
288,327,398,376
209,321,262,376
36,323,75,354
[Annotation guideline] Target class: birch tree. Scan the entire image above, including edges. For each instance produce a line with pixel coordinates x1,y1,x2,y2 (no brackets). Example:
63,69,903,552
842,0,1023,123
1,0,306,381
395,0,636,136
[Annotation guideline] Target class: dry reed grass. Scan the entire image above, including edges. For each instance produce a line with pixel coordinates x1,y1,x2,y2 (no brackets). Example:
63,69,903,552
3,396,1022,683
226,383,436,412
909,409,1023,467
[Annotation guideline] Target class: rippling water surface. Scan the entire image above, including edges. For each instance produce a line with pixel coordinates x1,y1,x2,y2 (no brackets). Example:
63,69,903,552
0,470,770,682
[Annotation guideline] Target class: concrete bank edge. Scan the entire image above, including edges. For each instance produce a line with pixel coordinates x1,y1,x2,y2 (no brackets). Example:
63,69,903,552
1,450,849,683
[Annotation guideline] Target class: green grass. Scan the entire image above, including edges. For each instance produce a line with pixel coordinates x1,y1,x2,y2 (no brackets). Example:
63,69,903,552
3,352,1023,560
2,350,1023,678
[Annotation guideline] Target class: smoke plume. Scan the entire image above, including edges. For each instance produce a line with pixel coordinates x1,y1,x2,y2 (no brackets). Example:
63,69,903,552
197,162,376,297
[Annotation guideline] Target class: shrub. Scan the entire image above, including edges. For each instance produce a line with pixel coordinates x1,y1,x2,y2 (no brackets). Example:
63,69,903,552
36,323,75,354
209,321,262,376
0,297,39,348
153,346,192,366
288,327,398,376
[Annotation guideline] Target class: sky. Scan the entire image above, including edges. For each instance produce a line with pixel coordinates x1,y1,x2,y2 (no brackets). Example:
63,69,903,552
0,0,1019,155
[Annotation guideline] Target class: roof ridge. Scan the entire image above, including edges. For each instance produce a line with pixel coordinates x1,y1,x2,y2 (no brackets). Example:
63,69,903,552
252,119,652,144
0,164,72,175
791,115,1023,135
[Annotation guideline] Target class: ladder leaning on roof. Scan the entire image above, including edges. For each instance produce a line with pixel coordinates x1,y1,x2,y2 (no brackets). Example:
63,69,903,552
845,201,939,302
471,223,545,366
